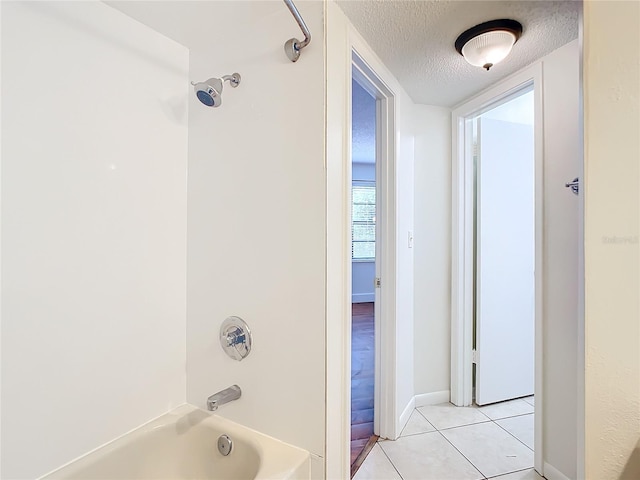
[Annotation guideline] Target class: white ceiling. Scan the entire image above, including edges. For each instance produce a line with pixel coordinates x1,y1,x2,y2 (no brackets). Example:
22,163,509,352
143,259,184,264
337,0,580,107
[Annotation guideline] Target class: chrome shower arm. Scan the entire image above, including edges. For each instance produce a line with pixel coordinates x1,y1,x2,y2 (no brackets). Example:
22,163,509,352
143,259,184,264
221,73,241,88
283,0,311,62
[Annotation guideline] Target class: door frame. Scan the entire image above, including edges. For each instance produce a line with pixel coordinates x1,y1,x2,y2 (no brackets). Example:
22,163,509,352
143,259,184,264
325,3,397,476
450,63,544,473
351,56,395,439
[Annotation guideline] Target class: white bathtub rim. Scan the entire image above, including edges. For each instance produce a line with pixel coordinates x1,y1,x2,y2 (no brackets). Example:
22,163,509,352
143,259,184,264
40,403,310,480
38,405,184,480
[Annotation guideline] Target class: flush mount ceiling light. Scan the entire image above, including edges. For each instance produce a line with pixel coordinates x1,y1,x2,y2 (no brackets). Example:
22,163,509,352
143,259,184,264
455,19,523,71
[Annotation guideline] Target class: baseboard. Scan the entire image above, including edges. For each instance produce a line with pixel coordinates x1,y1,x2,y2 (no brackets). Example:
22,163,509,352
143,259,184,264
543,462,571,480
398,397,416,437
414,390,450,407
352,293,374,303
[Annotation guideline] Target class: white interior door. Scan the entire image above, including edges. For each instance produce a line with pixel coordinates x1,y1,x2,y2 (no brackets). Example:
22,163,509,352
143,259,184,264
476,116,535,406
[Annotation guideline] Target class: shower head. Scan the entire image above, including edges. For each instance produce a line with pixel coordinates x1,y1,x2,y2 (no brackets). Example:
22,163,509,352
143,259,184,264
192,78,223,107
191,73,241,108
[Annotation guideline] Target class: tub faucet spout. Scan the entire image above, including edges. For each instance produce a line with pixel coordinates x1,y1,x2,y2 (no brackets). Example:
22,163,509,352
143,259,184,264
207,385,241,411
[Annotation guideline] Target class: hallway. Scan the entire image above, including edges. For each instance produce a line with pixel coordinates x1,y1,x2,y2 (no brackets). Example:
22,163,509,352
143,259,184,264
351,302,376,464
354,398,537,480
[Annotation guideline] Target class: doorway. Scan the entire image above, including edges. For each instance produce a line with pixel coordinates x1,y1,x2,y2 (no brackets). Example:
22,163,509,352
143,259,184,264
451,64,545,473
348,49,398,477
350,73,379,472
473,88,535,406
324,10,400,472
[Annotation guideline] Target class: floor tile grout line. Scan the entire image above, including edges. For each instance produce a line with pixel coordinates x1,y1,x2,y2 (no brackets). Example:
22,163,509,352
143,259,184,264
399,429,437,438
487,412,535,421
437,419,534,478
486,466,540,479
491,417,534,453
436,429,489,479
398,421,407,438
474,407,494,422
476,398,533,414
414,406,432,424
417,405,493,432
413,407,438,431
431,419,492,432
417,401,532,426
376,442,406,480
368,404,535,480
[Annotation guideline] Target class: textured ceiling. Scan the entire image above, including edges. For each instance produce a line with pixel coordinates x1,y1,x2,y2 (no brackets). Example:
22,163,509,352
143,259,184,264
337,0,580,107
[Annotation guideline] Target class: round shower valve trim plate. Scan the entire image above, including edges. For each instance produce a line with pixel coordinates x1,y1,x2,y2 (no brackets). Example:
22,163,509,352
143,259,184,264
220,316,252,361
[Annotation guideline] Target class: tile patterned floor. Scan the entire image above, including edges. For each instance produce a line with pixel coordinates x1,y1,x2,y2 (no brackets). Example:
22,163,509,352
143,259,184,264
354,398,540,480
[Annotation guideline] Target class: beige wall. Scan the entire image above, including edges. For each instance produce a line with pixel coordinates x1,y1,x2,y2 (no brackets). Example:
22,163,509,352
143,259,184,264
584,2,640,479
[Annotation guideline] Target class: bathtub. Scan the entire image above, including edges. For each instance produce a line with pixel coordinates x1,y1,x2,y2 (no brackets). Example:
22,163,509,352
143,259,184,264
42,405,310,480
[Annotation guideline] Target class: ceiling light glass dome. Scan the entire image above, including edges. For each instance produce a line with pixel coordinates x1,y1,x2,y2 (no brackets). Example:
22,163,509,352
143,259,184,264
455,19,523,71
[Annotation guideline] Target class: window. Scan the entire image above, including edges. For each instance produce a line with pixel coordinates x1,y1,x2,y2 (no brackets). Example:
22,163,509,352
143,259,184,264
352,182,376,260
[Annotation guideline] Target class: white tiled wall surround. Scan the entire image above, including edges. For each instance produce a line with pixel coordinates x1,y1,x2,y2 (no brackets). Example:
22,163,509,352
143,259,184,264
355,398,539,480
1,2,188,477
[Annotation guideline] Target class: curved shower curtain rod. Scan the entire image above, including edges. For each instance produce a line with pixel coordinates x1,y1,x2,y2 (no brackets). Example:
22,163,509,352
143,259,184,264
283,0,311,62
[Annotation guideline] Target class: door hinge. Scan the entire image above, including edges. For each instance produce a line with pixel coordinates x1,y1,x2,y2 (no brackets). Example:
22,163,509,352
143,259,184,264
472,349,478,364
374,277,381,288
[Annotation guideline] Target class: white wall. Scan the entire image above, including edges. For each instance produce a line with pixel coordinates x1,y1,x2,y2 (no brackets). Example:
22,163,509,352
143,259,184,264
100,0,325,465
413,105,451,396
0,2,188,478
353,163,376,182
185,1,326,458
584,2,640,479
352,261,375,303
395,91,416,423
